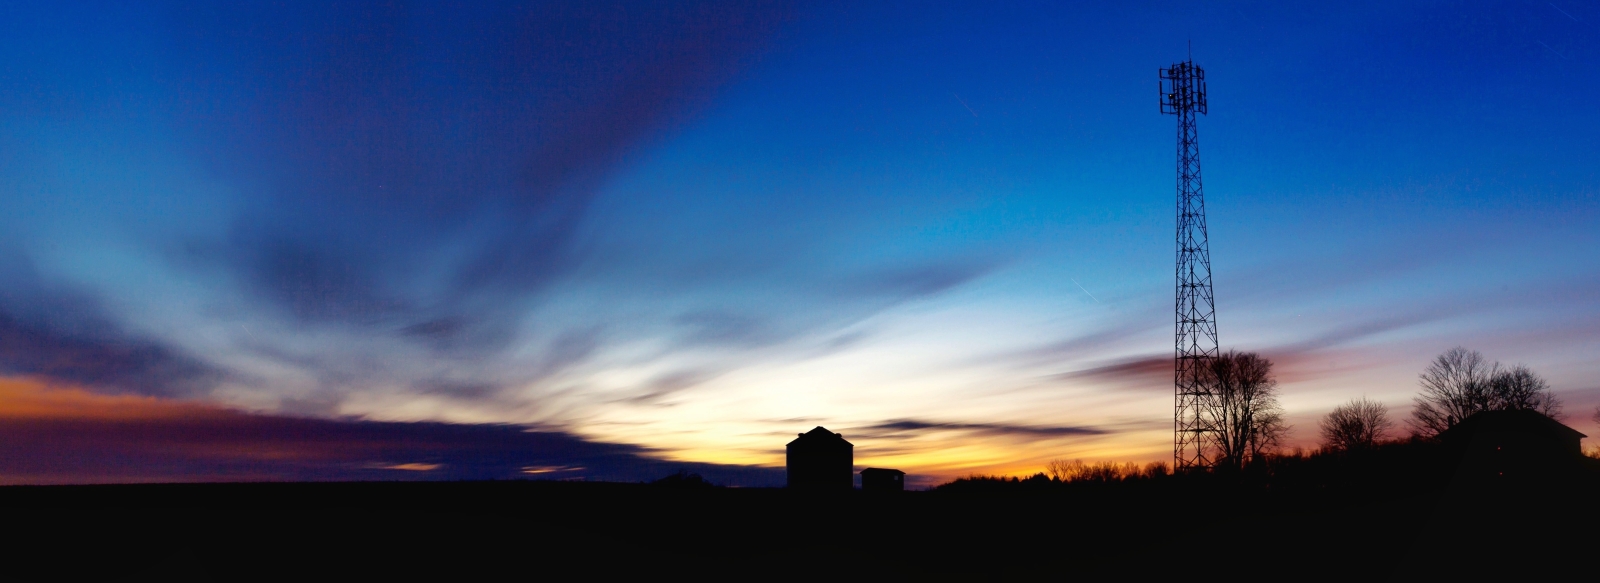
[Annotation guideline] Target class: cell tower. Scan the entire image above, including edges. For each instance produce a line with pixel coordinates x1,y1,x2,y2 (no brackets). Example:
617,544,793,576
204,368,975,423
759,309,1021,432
1160,60,1218,471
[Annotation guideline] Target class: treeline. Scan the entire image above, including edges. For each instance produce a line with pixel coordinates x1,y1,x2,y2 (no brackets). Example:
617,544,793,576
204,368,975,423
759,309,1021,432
936,463,1169,493
934,439,1488,495
934,459,1169,492
936,347,1599,494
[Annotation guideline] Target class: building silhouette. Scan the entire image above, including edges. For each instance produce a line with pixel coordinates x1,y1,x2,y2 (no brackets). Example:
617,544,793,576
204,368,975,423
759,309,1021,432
1440,409,1587,488
787,426,853,490
860,468,905,492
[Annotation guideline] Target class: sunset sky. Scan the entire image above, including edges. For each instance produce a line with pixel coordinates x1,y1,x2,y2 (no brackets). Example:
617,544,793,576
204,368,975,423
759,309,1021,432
0,1,1596,486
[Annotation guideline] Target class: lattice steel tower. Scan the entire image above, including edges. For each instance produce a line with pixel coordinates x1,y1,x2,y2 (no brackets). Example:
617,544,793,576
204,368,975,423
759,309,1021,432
1160,60,1217,471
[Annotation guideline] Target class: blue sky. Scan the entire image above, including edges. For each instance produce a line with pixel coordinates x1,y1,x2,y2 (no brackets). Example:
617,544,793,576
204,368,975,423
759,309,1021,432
0,1,1595,484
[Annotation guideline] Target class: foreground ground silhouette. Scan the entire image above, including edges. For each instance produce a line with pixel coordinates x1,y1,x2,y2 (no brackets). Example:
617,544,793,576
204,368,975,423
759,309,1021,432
2,448,1595,582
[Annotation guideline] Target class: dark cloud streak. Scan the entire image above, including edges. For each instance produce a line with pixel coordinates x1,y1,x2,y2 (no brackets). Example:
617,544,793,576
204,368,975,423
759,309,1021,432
853,418,1109,439
0,312,222,398
842,259,1002,300
0,392,782,486
0,251,223,397
1048,357,1172,391
160,1,796,347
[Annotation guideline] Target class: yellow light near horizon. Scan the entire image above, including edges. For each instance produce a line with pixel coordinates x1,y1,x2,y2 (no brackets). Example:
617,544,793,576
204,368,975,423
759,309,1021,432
375,463,441,472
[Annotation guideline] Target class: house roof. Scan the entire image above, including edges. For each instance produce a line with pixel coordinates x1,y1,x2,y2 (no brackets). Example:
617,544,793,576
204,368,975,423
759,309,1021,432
1440,409,1587,441
860,467,904,476
787,426,853,447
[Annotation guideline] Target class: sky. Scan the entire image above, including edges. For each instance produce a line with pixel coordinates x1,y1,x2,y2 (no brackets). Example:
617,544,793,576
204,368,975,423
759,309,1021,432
0,0,1596,487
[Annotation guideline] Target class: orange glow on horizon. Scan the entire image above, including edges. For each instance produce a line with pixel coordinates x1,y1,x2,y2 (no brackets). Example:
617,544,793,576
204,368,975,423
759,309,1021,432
0,375,1174,486
372,463,442,471
0,376,227,421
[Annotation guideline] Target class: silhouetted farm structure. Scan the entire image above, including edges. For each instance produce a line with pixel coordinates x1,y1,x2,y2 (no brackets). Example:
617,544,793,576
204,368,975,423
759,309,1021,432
787,426,854,490
860,467,905,492
1440,409,1588,487
786,427,907,491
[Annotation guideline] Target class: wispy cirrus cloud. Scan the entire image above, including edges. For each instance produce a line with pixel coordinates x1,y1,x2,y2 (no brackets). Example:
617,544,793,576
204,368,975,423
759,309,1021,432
0,1,812,410
0,252,225,397
162,1,797,345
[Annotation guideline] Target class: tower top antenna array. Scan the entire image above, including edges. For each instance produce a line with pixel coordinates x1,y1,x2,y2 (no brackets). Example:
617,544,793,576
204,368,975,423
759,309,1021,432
1160,61,1206,115
1160,60,1217,471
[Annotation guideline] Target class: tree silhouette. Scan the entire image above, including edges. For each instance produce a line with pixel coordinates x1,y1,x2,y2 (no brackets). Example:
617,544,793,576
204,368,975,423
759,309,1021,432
1043,459,1165,482
1044,459,1077,482
1319,398,1391,451
1591,405,1600,460
1199,350,1286,470
1411,347,1563,437
1488,364,1562,417
651,470,716,489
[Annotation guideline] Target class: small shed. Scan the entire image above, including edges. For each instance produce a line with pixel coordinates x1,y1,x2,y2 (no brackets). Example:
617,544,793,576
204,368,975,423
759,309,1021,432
787,426,853,490
860,468,905,492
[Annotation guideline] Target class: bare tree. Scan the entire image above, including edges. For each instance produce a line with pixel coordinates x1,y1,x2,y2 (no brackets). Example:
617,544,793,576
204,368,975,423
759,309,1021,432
1591,406,1600,460
1488,364,1562,417
1411,348,1563,437
1044,459,1154,482
1319,398,1391,451
1198,350,1287,470
1045,459,1080,482
1411,347,1496,437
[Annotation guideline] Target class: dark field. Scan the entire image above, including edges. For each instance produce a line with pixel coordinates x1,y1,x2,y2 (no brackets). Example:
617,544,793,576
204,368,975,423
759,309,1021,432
1,475,1592,581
